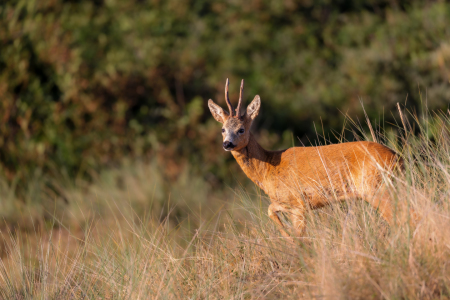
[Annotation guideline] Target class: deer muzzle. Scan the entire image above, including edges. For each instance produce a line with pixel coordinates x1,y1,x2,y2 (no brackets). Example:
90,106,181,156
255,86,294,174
223,141,236,151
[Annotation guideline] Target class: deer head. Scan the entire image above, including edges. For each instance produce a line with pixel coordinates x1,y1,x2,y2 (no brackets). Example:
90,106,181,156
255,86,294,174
208,79,261,151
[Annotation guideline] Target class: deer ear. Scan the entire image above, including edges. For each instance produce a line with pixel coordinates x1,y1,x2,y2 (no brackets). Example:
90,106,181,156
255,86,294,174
208,99,228,123
246,95,261,120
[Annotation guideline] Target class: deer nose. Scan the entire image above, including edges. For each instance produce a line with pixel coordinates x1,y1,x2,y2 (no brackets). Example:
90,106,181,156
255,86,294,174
223,141,235,150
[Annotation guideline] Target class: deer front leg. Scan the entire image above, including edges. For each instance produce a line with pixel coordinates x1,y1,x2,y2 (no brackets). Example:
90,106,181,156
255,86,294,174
290,208,307,237
268,203,290,238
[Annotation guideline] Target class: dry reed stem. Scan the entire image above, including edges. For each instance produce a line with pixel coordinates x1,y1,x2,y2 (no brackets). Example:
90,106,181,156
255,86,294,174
397,102,408,138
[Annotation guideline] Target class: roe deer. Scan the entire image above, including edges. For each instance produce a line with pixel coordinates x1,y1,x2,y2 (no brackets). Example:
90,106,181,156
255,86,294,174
208,79,404,238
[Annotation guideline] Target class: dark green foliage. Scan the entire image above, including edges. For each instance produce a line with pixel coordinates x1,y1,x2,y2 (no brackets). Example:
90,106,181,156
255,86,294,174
1,0,449,189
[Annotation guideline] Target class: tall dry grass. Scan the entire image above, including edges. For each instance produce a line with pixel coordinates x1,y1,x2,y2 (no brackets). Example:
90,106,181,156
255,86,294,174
1,108,450,299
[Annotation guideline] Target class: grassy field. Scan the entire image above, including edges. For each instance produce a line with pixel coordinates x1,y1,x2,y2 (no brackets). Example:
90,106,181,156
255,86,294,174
1,109,450,299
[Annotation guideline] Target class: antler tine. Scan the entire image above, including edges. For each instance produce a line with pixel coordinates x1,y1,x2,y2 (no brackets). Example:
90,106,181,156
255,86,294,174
225,78,234,116
236,79,244,117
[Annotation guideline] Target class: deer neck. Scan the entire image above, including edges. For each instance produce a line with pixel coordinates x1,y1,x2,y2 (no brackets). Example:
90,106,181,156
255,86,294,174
231,133,274,187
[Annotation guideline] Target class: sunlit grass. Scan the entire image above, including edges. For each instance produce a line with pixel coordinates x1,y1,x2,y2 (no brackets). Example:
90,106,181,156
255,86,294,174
1,110,450,299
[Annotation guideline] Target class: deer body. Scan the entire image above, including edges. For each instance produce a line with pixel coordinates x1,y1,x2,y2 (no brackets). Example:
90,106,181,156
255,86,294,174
208,79,401,237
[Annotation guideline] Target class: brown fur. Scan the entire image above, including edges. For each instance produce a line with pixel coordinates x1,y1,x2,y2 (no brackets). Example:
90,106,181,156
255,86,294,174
208,81,402,238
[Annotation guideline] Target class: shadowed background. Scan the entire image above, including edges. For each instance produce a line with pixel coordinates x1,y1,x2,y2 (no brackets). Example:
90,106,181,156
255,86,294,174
1,0,449,227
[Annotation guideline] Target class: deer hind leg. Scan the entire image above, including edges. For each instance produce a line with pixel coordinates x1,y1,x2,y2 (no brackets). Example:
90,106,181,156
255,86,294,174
363,189,394,225
365,188,419,227
268,203,290,238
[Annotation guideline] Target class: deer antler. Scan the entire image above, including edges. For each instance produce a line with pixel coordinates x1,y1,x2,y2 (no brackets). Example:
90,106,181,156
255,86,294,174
236,79,244,117
225,78,234,116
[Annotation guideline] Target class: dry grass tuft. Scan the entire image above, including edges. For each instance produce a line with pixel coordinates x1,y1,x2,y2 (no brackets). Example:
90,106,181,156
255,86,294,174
1,111,450,299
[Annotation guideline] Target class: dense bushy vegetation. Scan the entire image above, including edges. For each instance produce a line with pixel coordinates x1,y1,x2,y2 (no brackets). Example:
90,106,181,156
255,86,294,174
1,0,449,188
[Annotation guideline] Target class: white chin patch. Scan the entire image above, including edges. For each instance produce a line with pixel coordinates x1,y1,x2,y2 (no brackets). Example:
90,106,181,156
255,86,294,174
223,148,231,151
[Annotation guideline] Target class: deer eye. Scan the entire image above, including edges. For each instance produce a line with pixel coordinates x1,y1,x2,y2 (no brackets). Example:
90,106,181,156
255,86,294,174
222,128,225,133
238,128,245,134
